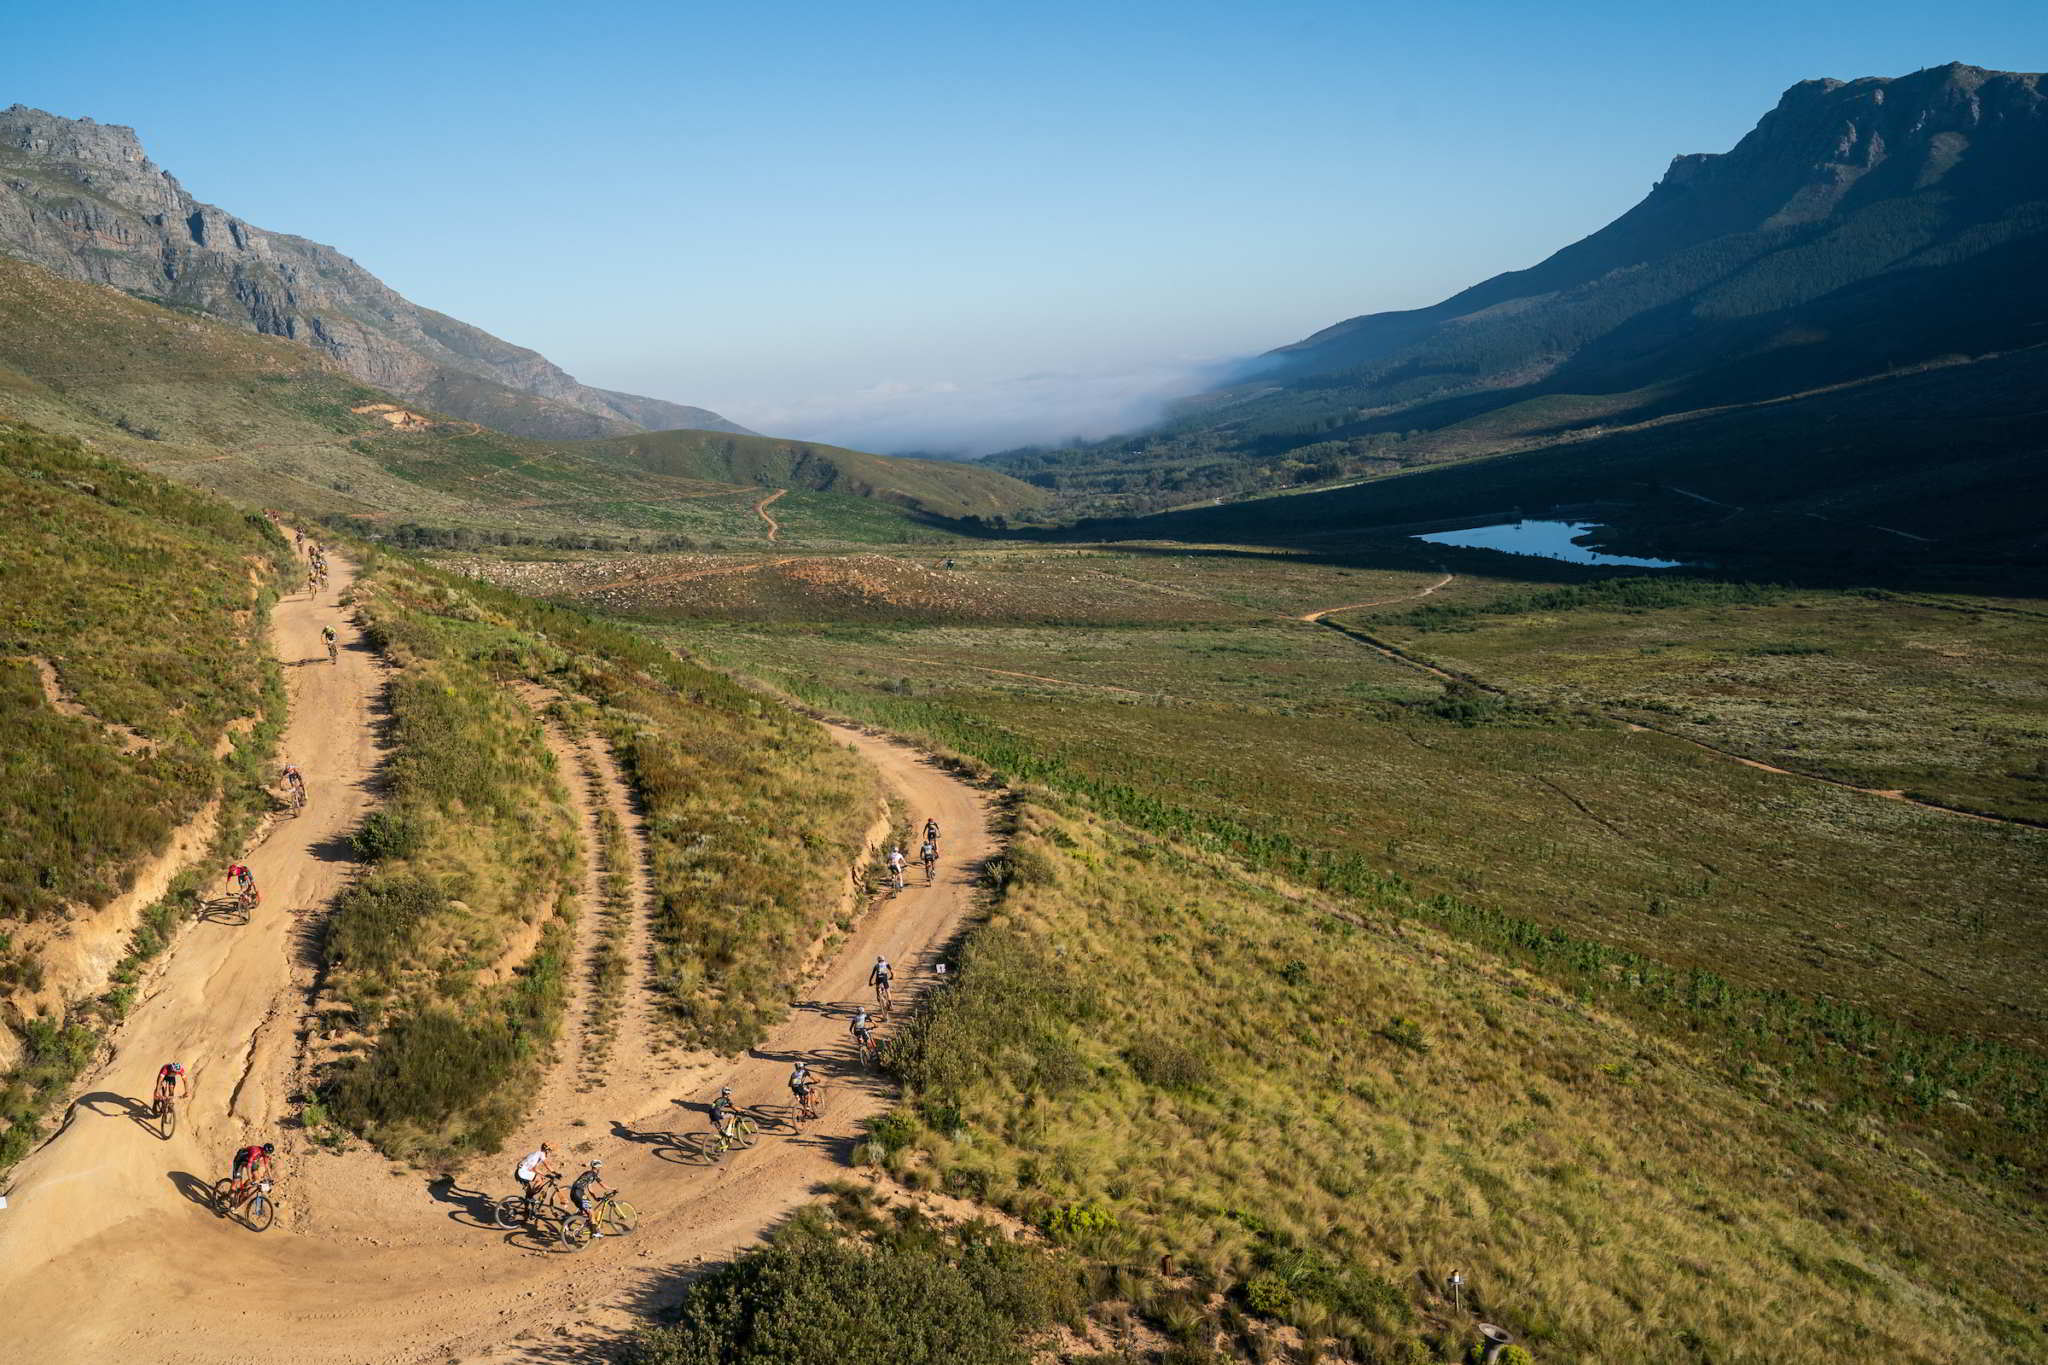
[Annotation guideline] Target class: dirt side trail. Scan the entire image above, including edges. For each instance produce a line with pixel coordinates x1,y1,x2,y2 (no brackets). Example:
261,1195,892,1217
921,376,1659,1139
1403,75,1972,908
1,607,993,1365
754,486,787,541
0,547,384,1337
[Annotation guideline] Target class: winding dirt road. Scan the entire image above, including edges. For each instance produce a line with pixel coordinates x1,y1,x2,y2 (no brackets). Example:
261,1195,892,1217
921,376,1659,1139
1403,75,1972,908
0,554,996,1364
754,487,788,542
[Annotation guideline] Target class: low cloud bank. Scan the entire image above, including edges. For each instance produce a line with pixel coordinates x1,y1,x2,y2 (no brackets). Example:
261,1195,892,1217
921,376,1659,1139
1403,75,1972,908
735,356,1254,458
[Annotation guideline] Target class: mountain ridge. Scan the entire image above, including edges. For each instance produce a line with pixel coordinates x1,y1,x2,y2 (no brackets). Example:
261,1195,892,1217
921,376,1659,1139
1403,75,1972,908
0,104,752,442
995,63,2047,535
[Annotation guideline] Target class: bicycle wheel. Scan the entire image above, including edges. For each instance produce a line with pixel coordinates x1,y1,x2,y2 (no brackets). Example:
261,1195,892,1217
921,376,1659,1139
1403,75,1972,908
491,1196,526,1230
158,1101,176,1139
212,1177,236,1214
732,1117,758,1149
556,1214,592,1251
244,1194,275,1232
598,1199,638,1235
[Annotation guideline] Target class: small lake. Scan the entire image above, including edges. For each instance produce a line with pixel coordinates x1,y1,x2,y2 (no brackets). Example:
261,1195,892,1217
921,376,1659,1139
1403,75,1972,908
1414,520,1682,568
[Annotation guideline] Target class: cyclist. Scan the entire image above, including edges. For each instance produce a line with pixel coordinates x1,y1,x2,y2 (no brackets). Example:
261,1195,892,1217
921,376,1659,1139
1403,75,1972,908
788,1061,818,1119
850,1008,875,1062
923,817,940,848
886,845,906,889
920,838,938,882
869,955,894,1009
322,625,338,662
229,1141,275,1198
514,1142,559,1212
226,863,255,901
710,1086,737,1137
154,1061,188,1112
569,1160,614,1237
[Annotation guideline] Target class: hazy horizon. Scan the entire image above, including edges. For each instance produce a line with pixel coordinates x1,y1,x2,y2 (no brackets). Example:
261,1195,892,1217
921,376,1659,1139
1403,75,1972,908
14,0,2045,454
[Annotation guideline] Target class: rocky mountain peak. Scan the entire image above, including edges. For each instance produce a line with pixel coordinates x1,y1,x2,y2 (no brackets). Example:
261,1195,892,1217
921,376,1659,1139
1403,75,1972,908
0,105,751,441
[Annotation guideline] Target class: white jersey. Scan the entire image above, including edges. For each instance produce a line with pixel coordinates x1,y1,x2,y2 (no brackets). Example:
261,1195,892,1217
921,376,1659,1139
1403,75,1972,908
516,1148,548,1180
887,849,906,869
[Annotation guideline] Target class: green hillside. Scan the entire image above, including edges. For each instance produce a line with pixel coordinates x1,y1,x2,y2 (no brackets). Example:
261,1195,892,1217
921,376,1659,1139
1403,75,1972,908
0,420,289,1163
0,255,1041,542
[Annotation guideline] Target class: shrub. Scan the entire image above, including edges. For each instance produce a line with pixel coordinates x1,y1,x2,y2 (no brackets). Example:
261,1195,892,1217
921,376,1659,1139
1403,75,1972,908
1042,1200,1119,1244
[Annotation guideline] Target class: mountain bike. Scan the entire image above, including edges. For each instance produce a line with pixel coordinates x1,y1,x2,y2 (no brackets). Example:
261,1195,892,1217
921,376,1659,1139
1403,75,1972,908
568,1191,639,1241
853,1032,879,1070
150,1087,177,1138
794,1082,826,1123
889,864,905,892
236,885,261,914
286,782,306,814
326,636,338,664
873,977,893,1013
922,853,936,885
492,1182,588,1250
713,1113,759,1158
212,1175,277,1231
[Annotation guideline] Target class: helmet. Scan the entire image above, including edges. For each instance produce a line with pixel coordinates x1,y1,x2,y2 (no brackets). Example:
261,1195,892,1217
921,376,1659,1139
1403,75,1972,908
720,1086,733,1096
261,1143,275,1155
169,1062,184,1073
588,1159,603,1169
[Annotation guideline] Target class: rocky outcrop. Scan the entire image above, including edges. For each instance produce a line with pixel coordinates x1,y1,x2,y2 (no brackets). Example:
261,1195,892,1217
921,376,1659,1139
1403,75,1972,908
0,106,752,441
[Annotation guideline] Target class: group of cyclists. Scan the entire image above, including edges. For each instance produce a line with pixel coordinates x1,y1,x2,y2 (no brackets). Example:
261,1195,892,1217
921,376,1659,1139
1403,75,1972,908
300,533,331,599
884,816,942,890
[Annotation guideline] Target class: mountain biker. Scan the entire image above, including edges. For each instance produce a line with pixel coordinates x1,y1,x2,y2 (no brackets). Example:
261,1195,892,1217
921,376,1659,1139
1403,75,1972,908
710,1086,737,1136
230,1142,275,1196
154,1061,188,1109
920,838,938,878
321,625,338,661
514,1142,558,1208
788,1062,817,1118
282,763,303,788
886,846,906,887
569,1160,613,1237
226,863,255,899
869,956,893,1006
850,1008,875,1058
923,817,940,846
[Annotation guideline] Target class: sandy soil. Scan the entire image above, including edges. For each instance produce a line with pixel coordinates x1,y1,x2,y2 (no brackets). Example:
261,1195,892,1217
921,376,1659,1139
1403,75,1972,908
0,550,996,1365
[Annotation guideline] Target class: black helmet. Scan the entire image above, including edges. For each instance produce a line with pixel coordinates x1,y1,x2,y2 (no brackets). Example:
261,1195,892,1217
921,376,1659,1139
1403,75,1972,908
261,1142,276,1155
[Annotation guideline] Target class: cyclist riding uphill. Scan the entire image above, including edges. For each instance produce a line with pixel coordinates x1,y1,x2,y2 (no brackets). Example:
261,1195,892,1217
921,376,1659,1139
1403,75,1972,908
788,1061,818,1116
225,863,255,899
515,1142,558,1203
155,1061,188,1106
869,956,893,993
923,817,940,845
570,1160,614,1237
231,1141,275,1191
710,1086,737,1135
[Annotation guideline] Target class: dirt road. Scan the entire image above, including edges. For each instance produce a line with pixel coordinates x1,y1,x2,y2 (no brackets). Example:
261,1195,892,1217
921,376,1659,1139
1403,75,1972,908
754,487,788,541
0,555,996,1363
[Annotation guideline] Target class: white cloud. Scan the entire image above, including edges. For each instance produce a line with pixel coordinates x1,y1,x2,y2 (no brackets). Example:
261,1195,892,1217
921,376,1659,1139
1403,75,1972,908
731,356,1251,456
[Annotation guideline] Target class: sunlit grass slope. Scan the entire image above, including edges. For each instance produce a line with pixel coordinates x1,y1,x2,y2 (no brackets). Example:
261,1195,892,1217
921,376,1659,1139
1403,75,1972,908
878,795,2047,1363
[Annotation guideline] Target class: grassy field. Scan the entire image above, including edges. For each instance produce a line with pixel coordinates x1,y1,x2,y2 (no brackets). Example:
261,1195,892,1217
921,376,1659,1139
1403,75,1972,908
1365,580,2048,823
652,558,2048,1061
869,792,2046,1362
0,420,292,1166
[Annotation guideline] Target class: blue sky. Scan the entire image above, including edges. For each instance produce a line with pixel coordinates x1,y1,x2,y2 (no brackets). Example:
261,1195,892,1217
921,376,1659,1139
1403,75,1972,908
11,1,2044,450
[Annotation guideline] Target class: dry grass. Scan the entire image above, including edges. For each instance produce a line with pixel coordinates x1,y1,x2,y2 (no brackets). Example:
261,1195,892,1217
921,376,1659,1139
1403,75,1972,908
885,797,2048,1362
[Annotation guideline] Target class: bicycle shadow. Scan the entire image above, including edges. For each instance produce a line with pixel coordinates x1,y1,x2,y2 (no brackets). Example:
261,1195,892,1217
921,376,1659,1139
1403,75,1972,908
77,1090,152,1126
427,1174,499,1228
168,1170,220,1216
652,1131,719,1167
199,896,250,926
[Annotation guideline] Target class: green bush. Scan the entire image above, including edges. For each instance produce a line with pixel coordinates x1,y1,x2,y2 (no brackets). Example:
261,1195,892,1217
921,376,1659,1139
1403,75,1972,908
1042,1200,1119,1244
629,1210,1080,1365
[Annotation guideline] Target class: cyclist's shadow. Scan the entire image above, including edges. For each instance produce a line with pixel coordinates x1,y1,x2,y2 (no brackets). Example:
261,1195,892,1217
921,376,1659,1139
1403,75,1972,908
77,1090,153,1130
168,1170,219,1215
427,1174,498,1228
